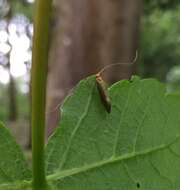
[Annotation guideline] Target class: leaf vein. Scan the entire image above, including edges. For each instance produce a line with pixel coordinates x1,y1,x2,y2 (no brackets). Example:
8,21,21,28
58,84,95,170
133,95,151,153
47,138,180,182
148,157,173,188
113,86,133,156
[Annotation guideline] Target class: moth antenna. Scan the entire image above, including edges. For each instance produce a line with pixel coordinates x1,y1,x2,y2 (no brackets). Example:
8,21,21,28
98,50,138,76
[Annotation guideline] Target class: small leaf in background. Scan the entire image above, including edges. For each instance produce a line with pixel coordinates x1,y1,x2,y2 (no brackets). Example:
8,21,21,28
0,122,32,190
45,75,180,190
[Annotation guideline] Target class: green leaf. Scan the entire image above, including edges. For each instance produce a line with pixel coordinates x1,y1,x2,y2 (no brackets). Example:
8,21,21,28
0,123,32,190
45,76,180,189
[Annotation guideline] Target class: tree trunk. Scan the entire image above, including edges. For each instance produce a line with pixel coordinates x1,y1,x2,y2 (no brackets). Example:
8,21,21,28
99,0,142,82
7,63,18,122
46,0,142,136
5,6,18,122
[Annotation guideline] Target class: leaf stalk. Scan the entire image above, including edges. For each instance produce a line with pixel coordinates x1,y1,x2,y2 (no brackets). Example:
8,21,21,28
31,0,52,189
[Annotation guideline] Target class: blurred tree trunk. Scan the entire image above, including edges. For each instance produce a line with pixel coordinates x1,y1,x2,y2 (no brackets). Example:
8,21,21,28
100,0,142,81
5,7,18,122
46,0,142,136
7,62,18,122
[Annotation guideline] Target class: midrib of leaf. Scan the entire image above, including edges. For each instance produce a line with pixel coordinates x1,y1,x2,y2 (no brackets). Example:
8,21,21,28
46,136,180,182
1,137,178,190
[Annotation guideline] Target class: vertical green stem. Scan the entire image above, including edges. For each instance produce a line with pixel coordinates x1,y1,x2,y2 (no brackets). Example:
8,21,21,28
31,0,52,189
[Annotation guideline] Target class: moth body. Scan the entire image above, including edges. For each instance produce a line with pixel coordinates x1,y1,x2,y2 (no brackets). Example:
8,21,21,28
96,73,111,113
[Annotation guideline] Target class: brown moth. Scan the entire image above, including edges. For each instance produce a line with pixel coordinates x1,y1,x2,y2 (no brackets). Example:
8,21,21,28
96,73,111,113
95,51,138,113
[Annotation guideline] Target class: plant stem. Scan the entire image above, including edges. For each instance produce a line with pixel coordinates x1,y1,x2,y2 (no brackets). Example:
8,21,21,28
31,0,52,189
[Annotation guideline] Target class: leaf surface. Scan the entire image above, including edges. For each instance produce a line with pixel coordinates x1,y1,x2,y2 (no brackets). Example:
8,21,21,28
45,76,180,190
0,123,31,190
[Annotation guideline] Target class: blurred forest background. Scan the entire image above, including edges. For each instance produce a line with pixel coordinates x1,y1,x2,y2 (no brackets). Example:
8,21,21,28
0,0,180,149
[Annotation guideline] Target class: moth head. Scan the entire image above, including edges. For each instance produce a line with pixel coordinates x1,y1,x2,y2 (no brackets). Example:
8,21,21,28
95,73,103,83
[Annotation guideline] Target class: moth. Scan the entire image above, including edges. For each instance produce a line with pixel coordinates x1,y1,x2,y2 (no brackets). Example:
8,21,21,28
95,51,138,113
96,72,111,113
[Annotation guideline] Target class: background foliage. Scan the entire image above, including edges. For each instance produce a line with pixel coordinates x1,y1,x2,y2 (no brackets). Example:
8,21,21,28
140,0,180,83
